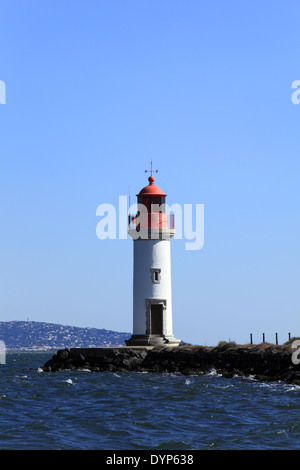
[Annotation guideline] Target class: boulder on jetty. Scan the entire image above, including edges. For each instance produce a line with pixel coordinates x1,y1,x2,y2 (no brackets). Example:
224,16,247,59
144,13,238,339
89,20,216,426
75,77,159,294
41,339,300,385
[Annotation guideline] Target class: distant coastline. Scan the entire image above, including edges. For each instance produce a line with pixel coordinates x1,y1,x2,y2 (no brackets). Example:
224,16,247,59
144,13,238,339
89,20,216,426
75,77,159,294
0,321,130,351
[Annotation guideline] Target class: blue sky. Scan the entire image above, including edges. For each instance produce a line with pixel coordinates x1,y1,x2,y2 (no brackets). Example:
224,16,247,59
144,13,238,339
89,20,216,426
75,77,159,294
0,0,299,346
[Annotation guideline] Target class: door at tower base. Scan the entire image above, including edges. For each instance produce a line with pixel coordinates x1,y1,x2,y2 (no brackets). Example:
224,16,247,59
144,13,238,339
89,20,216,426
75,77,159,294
125,298,181,346
151,304,163,335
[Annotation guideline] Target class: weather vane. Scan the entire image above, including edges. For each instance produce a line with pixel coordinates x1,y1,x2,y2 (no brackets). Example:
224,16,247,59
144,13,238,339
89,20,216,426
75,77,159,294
145,160,158,177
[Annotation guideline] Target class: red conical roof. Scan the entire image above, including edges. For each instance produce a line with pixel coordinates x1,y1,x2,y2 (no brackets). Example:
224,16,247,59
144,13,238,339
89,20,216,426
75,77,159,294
137,176,166,197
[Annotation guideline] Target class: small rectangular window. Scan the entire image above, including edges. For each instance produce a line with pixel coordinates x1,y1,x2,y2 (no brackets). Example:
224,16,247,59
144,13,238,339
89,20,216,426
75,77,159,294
151,268,161,284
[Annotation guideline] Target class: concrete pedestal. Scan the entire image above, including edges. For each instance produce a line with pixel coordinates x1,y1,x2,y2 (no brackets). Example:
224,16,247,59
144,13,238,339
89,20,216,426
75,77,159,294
125,334,181,347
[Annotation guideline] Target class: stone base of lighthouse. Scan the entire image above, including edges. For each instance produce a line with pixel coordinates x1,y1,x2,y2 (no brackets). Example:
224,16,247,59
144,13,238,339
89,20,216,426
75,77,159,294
125,334,181,347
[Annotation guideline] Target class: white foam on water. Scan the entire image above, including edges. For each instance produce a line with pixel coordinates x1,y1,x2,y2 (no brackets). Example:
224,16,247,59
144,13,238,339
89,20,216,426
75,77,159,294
243,374,257,381
207,368,222,377
218,384,233,389
62,378,74,385
286,385,300,392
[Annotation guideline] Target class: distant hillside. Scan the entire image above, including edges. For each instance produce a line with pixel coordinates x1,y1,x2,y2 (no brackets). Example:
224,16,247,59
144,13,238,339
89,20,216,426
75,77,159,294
0,321,130,350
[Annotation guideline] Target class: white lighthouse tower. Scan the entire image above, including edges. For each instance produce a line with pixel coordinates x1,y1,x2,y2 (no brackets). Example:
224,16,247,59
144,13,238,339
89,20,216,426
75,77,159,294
126,164,181,347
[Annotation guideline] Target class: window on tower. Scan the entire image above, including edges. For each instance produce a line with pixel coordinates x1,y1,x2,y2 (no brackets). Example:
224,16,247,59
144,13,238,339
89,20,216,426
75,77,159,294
151,268,161,284
150,196,166,213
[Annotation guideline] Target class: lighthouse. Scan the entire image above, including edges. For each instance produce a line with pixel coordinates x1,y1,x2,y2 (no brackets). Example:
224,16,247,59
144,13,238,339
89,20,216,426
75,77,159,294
126,164,181,347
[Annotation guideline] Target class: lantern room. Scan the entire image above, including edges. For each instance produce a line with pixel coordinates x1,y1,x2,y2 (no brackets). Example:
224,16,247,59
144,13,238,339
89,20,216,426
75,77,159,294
129,174,174,233
137,175,166,212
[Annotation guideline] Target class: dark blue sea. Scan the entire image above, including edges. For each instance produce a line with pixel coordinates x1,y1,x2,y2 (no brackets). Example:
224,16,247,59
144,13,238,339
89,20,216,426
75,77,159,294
0,352,299,451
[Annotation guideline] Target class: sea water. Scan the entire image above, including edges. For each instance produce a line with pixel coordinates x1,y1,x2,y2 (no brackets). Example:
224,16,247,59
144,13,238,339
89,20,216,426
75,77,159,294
0,352,299,450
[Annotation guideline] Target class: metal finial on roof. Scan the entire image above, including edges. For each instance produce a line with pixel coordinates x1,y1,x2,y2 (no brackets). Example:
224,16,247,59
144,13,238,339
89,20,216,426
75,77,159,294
145,160,158,177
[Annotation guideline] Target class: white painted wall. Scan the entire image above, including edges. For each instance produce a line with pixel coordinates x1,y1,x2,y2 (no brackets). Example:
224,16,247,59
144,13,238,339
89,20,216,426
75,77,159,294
132,238,174,336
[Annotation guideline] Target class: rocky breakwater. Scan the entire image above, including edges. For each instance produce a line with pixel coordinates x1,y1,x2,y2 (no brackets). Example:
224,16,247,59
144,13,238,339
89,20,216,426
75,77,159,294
41,339,300,384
